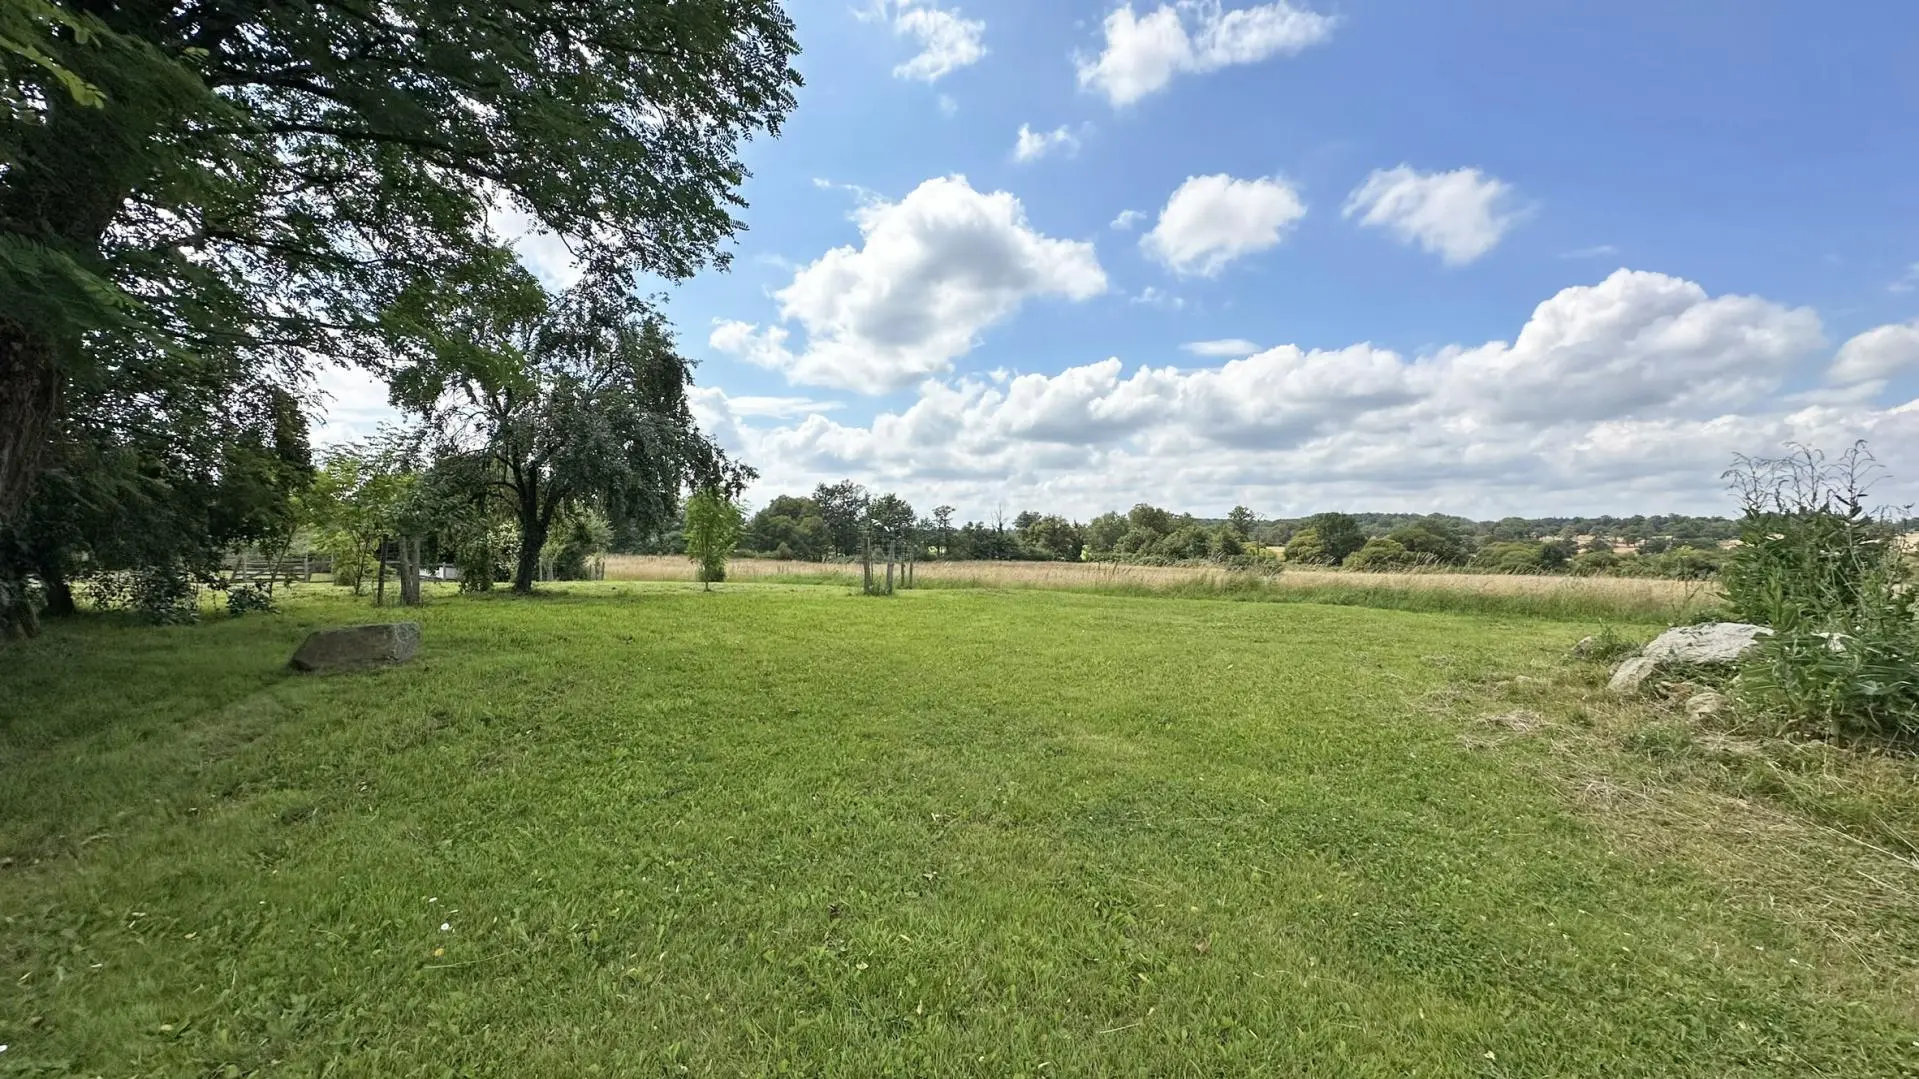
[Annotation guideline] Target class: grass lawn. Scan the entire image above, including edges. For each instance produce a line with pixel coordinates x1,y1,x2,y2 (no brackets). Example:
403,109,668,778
2,584,1914,1076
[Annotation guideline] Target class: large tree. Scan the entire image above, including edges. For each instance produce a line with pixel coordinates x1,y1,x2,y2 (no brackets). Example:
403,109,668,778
1,0,801,525
811,480,870,557
397,274,745,592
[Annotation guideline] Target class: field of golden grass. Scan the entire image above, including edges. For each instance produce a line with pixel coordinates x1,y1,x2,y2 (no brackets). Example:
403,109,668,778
603,555,1719,623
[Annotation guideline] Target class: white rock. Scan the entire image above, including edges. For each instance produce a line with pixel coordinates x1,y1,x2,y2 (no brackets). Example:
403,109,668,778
1686,691,1729,719
1641,622,1771,665
1608,656,1661,694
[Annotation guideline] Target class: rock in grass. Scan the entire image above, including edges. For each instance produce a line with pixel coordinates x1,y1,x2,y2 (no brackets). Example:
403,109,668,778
1607,656,1661,694
289,622,421,672
1641,622,1771,665
1686,691,1729,719
1607,622,1770,696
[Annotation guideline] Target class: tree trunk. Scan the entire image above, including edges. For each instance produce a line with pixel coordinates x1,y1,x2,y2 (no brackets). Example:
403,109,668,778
375,538,389,607
0,322,62,528
399,536,423,606
39,562,76,618
515,520,547,593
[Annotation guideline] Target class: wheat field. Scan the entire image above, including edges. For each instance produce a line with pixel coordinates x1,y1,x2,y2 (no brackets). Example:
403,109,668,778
602,555,1718,622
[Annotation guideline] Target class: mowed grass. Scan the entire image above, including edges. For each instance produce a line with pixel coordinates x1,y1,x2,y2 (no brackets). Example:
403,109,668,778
605,555,1720,625
1,584,1913,1077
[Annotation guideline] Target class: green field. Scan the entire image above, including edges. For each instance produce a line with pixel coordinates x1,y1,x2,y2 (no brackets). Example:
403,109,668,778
2,584,1915,1076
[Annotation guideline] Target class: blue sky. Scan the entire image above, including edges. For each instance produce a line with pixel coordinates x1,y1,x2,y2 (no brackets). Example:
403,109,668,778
321,0,1919,520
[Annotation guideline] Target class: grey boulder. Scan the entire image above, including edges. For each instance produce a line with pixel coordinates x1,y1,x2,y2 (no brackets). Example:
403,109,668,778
1607,656,1662,694
289,622,421,672
1641,622,1771,665
1606,622,1770,696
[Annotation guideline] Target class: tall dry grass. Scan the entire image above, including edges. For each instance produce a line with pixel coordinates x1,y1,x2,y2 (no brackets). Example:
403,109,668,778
602,555,1719,623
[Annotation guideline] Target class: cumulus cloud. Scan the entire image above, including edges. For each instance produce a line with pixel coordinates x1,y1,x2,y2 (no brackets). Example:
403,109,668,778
1143,174,1306,276
865,0,986,82
1182,338,1261,357
1832,321,1919,384
709,175,1107,393
694,269,1917,518
1078,1,1337,107
1013,123,1081,163
1344,166,1522,265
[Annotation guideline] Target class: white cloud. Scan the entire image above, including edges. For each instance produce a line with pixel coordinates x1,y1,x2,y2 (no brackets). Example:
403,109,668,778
1832,321,1919,384
938,93,959,117
1131,286,1185,309
1110,209,1146,231
1344,166,1521,266
311,363,400,446
1013,123,1082,163
1078,1,1338,107
1888,263,1919,294
1432,270,1822,422
709,175,1107,393
1181,338,1261,357
1560,244,1620,260
1143,173,1306,276
695,269,1915,519
866,0,986,82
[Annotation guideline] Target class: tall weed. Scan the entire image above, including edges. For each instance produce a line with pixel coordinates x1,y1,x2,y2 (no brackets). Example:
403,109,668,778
1722,444,1918,741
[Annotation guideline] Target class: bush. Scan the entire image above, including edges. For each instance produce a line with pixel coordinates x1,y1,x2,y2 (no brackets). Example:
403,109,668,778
1577,625,1639,663
1344,537,1414,571
85,563,203,624
225,583,278,616
1283,528,1329,564
456,521,518,592
1722,444,1919,742
1570,549,1619,575
544,507,612,581
1472,541,1546,574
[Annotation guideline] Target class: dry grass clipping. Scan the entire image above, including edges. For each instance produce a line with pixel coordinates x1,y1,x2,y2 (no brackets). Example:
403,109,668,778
1441,661,1919,1018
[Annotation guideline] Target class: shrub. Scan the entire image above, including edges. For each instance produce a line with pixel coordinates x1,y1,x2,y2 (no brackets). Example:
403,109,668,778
1570,549,1619,575
684,487,744,589
86,563,203,624
1472,541,1546,574
1722,444,1919,742
1386,523,1468,565
1155,524,1211,560
1577,625,1639,663
1344,537,1414,571
456,522,519,592
225,583,278,616
1283,528,1329,564
544,507,613,581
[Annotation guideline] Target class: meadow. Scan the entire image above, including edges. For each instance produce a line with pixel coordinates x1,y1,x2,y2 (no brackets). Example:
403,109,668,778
605,554,1721,624
1,582,1914,1076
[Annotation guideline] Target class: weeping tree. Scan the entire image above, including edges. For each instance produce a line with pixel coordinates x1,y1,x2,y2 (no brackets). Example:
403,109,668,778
2,0,801,622
394,272,749,593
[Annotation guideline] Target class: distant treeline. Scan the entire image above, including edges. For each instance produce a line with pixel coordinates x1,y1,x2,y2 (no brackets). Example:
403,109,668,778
619,480,1894,580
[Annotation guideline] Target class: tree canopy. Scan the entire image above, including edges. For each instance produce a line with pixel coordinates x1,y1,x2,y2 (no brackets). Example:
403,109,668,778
2,0,801,521
398,275,746,592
